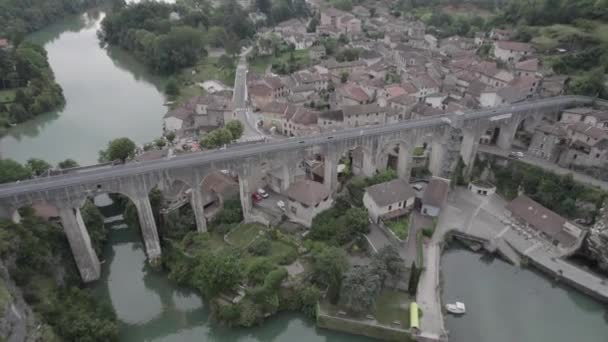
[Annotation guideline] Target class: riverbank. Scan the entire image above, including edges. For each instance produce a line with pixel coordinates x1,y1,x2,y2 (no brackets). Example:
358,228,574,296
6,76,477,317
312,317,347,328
442,246,608,342
0,9,167,165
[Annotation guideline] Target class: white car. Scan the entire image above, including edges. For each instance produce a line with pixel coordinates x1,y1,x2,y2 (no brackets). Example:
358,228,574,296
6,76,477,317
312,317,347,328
277,200,286,211
508,151,524,159
257,188,269,198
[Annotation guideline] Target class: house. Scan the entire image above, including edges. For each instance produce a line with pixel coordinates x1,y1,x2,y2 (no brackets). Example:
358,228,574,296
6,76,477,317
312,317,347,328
201,171,240,219
282,106,319,137
318,109,344,130
560,107,608,129
342,104,386,127
363,178,416,223
310,45,327,60
163,94,233,134
557,122,608,168
285,180,333,227
527,123,568,162
335,83,372,106
319,7,362,36
421,178,449,217
515,58,539,77
493,40,533,63
505,195,585,249
248,75,290,109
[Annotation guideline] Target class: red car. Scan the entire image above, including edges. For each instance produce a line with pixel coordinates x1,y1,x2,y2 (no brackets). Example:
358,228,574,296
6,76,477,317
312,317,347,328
251,193,263,203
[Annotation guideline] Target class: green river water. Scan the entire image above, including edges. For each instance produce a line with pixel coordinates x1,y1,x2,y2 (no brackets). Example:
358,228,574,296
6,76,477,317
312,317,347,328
1,4,607,342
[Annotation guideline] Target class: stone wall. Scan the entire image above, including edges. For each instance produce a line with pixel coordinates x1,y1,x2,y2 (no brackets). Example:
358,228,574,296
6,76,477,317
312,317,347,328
317,310,413,341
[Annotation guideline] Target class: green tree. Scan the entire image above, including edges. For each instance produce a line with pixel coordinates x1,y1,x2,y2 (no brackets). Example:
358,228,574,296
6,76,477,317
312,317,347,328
225,120,244,140
154,137,166,148
165,78,180,97
311,244,348,303
340,72,349,83
57,159,79,169
200,128,233,148
165,131,176,143
193,251,242,297
99,137,136,162
26,158,51,176
340,266,382,314
0,159,31,183
307,16,318,33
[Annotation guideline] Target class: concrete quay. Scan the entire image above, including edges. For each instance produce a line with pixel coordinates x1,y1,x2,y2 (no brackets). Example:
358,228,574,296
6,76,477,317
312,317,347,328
444,188,608,303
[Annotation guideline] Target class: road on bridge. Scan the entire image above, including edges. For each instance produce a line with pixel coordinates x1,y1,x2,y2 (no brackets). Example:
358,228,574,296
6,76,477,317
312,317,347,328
478,145,608,191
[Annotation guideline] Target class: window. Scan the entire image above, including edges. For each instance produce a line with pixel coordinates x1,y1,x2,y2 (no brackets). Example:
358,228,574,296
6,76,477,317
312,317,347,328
388,205,392,210
596,153,601,158
540,143,544,149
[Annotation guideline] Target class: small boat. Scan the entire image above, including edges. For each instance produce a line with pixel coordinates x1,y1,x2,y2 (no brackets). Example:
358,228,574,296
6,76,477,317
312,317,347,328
446,301,466,315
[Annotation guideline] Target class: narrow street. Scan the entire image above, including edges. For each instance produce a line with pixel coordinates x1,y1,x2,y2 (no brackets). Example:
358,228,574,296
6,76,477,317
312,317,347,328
232,48,266,140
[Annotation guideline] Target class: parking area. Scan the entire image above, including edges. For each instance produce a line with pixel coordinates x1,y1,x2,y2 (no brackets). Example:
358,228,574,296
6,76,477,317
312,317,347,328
253,188,289,218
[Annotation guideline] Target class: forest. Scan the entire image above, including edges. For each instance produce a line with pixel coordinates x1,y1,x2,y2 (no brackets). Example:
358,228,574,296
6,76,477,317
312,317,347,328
0,42,65,129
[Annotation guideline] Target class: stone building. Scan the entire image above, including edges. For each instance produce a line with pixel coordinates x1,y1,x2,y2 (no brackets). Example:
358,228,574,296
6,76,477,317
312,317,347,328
285,180,333,227
363,179,416,224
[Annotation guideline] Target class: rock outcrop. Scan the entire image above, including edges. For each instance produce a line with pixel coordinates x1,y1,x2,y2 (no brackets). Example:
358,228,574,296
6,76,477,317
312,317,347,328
581,206,608,274
0,261,45,342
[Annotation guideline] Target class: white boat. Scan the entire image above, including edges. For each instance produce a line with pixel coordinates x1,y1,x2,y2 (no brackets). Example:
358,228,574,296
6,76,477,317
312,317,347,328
446,301,466,315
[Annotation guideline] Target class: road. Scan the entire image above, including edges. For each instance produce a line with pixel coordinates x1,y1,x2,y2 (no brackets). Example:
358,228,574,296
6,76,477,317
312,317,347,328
478,145,608,191
0,95,599,199
232,48,264,139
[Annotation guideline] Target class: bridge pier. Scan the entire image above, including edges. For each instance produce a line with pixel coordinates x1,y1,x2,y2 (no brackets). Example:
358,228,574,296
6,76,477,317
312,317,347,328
429,138,446,177
56,203,101,282
280,164,293,193
191,188,207,233
361,149,376,177
461,129,481,177
239,172,253,222
397,142,412,182
133,195,161,261
323,147,339,193
0,204,20,223
497,118,519,150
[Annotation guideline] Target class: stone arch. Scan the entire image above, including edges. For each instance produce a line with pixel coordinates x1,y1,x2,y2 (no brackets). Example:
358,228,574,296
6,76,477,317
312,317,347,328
375,138,415,180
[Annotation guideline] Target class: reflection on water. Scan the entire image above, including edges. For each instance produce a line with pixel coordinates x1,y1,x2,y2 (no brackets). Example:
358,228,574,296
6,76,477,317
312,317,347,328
95,220,374,342
442,246,608,342
0,9,166,165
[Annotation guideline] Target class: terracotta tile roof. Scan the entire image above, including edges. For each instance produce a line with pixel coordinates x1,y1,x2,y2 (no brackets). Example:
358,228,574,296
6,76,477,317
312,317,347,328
495,40,533,52
569,122,606,140
506,195,577,247
287,180,330,206
365,179,415,207
515,58,539,72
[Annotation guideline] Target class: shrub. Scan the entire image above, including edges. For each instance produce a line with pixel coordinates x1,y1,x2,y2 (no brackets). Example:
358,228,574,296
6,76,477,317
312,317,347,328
238,300,259,327
299,285,321,318
248,237,271,256
246,258,275,285
263,268,288,290
276,247,298,265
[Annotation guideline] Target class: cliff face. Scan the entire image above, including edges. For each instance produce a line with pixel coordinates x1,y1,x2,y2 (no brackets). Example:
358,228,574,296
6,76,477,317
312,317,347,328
0,262,40,342
583,206,608,274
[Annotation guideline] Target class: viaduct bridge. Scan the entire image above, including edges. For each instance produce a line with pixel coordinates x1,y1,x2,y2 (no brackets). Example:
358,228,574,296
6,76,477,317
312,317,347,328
0,95,599,282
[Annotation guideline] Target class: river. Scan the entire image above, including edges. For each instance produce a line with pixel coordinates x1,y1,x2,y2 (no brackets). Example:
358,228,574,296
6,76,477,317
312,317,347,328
442,246,608,342
4,4,608,342
0,9,166,165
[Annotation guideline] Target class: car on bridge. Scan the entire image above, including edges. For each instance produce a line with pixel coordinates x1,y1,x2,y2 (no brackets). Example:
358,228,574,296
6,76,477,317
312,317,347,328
508,151,525,159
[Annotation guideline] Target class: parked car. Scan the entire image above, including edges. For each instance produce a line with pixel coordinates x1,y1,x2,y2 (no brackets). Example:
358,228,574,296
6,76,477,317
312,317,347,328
277,200,286,211
257,188,269,198
251,193,263,203
508,151,524,159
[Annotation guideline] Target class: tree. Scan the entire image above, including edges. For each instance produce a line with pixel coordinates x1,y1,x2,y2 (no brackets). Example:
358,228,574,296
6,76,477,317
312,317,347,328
0,159,31,183
255,0,272,14
100,137,136,162
26,158,51,176
307,17,318,33
57,159,79,169
200,128,233,148
340,72,349,83
192,251,242,297
340,266,382,314
165,78,180,97
372,245,406,287
165,131,176,143
154,137,166,148
408,261,419,296
344,207,369,235
225,120,244,140
565,69,607,98
311,244,349,303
